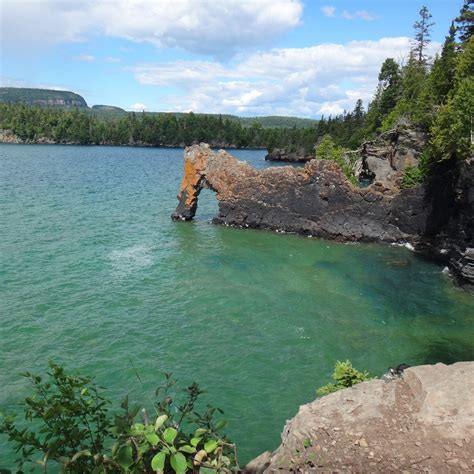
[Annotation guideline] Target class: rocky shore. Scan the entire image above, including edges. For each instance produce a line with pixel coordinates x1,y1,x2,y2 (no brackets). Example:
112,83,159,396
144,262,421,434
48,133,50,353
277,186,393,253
244,362,474,473
171,141,473,290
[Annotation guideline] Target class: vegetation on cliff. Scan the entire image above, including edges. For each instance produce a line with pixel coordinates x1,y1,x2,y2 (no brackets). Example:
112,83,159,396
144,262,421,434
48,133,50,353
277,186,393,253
316,360,373,395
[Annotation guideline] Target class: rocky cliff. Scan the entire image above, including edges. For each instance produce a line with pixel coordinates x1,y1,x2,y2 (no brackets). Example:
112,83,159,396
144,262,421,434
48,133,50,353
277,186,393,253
172,143,474,290
245,362,474,473
0,87,88,108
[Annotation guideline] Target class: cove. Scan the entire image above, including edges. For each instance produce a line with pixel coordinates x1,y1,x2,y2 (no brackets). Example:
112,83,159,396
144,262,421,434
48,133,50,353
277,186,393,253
1,144,473,466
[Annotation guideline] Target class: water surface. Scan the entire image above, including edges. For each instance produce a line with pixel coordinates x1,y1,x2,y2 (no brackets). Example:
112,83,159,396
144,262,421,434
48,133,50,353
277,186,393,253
1,144,473,467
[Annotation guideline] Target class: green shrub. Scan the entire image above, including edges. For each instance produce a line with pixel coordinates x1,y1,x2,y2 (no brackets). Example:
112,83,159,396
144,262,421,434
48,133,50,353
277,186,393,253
400,164,425,189
315,135,358,185
0,362,237,473
316,360,373,396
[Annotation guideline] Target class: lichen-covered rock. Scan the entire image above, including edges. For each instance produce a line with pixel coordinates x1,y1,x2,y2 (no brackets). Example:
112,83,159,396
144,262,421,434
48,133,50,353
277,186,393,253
245,362,474,473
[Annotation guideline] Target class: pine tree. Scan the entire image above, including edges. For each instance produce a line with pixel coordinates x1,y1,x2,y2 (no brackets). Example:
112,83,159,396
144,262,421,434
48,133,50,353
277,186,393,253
430,22,457,104
455,0,474,44
413,6,434,65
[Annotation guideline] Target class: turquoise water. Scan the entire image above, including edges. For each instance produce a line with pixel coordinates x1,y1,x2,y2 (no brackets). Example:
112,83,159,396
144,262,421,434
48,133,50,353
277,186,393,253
1,144,473,467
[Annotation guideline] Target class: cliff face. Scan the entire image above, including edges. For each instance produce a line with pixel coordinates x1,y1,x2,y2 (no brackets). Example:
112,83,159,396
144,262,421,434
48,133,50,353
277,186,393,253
359,126,427,185
172,144,474,289
245,362,474,473
0,87,88,108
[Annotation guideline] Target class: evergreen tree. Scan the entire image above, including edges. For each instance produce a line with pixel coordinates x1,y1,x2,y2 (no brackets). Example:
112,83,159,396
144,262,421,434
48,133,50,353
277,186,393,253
455,0,474,44
430,23,457,104
412,6,434,65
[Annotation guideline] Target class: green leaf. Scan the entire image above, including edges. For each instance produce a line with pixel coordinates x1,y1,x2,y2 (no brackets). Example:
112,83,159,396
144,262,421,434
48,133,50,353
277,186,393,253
190,437,201,447
179,444,196,454
170,452,187,474
215,420,227,430
163,427,177,444
194,428,207,437
131,423,145,435
155,414,168,431
115,445,133,470
199,468,216,474
151,451,166,472
145,432,160,446
204,440,218,454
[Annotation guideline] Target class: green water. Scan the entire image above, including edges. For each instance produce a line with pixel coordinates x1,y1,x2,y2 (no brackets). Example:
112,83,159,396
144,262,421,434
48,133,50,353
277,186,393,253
1,144,473,467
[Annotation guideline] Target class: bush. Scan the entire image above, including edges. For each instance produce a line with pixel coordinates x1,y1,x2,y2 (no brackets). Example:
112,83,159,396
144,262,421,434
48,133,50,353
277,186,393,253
400,164,425,189
0,362,238,473
315,135,358,185
316,361,373,396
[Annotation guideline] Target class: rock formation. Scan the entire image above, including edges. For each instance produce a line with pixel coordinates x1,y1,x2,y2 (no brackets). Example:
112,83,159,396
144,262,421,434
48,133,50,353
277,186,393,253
358,126,427,185
265,147,313,163
245,362,474,473
172,143,474,290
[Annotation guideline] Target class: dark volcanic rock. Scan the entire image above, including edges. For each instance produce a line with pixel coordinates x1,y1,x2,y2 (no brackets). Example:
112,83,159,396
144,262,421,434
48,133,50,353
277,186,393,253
265,148,313,163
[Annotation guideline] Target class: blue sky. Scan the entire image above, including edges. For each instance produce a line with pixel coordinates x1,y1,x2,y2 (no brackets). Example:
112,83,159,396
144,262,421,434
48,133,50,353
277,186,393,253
0,0,463,117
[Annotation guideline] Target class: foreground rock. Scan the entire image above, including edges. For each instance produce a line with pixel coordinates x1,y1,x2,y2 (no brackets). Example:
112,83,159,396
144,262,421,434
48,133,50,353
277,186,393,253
245,362,474,473
172,144,474,290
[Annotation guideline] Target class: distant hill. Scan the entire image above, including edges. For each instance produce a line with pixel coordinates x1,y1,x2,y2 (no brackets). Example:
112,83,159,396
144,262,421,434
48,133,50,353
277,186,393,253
0,87,317,128
0,87,88,108
91,104,127,116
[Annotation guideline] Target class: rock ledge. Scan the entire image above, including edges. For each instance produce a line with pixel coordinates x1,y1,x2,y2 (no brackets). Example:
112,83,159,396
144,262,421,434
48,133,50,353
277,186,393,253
245,362,474,473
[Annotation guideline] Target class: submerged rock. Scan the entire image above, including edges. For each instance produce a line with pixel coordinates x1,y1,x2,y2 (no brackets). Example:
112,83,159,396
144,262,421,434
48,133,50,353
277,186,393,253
245,362,474,473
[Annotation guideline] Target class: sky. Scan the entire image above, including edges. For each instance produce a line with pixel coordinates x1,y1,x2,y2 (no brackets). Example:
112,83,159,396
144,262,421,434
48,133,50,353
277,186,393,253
0,0,464,118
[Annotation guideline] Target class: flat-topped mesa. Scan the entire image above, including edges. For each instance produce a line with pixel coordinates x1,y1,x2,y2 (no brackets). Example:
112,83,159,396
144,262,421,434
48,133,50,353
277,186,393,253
171,143,432,243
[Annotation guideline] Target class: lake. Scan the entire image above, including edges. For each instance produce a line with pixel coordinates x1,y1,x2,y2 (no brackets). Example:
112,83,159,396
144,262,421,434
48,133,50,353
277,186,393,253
1,144,473,467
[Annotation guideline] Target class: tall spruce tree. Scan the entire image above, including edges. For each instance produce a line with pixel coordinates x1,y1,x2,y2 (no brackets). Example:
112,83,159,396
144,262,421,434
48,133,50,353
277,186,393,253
430,23,457,104
413,6,434,65
455,0,474,43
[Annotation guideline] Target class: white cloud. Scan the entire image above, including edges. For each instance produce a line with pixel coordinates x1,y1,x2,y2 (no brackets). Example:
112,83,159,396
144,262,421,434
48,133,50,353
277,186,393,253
2,0,303,57
321,6,336,17
73,54,96,62
341,10,376,21
129,103,147,111
105,56,121,63
132,37,440,117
